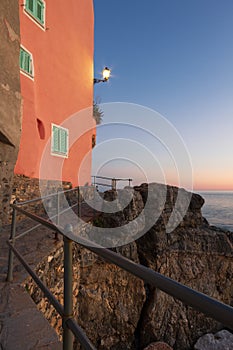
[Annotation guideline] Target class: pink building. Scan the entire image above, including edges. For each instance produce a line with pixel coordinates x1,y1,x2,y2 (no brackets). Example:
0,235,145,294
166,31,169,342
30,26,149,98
15,0,95,186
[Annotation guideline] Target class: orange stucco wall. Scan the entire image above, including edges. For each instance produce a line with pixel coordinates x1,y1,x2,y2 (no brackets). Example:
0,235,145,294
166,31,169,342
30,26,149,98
15,0,94,186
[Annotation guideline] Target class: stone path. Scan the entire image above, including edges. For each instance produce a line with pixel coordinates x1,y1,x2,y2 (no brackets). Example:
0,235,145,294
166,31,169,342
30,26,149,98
0,283,62,350
0,221,62,349
0,200,101,349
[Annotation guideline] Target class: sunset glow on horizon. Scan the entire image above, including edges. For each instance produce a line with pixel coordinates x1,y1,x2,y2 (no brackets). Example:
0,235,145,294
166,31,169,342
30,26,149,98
94,1,233,193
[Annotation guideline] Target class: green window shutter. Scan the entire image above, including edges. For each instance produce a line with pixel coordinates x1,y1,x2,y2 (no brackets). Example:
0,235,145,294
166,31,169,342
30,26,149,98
19,48,24,70
37,0,44,24
29,55,33,75
52,126,60,152
60,129,67,154
52,125,68,156
26,0,34,14
29,0,34,12
20,47,33,76
25,53,30,73
25,0,45,26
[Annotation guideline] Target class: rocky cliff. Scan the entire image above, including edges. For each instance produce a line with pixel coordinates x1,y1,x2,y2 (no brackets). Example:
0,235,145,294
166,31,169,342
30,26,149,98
25,183,233,349
131,184,232,349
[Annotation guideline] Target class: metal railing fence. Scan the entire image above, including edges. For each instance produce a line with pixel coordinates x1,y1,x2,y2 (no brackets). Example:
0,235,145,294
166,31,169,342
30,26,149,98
7,200,96,350
92,175,132,190
6,192,233,350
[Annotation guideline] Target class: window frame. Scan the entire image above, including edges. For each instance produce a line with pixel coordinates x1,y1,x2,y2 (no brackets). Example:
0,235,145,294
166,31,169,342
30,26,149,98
24,0,46,28
51,124,69,158
19,46,34,78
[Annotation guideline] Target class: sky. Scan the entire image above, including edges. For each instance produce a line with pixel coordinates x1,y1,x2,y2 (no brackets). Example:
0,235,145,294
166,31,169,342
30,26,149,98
92,0,233,191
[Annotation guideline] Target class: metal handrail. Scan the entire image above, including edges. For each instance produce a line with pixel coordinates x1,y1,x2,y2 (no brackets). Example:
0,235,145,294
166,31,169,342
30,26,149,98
14,198,80,242
7,240,96,350
7,202,96,350
94,182,112,188
8,203,233,330
7,240,64,316
92,175,132,182
16,178,132,207
92,175,133,190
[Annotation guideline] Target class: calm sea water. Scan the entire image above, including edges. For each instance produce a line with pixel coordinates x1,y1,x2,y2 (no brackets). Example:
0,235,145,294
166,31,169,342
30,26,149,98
198,191,233,232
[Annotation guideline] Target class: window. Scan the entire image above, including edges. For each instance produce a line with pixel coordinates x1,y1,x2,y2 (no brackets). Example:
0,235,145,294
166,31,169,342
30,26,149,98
25,0,45,26
51,124,69,158
20,47,33,77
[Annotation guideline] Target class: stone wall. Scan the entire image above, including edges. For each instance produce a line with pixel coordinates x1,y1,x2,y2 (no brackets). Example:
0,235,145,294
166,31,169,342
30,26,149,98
0,161,16,226
3,174,96,224
12,175,73,219
2,174,73,223
24,183,233,349
0,0,22,229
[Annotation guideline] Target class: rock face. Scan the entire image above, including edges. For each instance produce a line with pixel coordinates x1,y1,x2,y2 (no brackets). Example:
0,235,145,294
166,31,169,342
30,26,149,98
133,184,232,349
26,243,145,350
76,251,145,349
143,342,173,350
194,329,233,350
25,183,233,350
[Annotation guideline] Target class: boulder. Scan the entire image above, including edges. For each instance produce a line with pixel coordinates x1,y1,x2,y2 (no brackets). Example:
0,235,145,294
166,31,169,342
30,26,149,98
194,329,233,350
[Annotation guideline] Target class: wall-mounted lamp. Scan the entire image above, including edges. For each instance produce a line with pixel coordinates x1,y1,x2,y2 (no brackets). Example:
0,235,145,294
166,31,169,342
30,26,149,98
94,67,111,84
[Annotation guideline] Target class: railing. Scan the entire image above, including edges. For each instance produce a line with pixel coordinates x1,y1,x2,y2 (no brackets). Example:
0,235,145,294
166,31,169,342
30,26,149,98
7,192,96,350
92,175,133,190
6,190,233,350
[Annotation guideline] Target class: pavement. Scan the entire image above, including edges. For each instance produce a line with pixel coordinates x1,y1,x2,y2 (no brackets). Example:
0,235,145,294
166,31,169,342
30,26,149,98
0,221,62,350
0,197,103,349
0,283,62,350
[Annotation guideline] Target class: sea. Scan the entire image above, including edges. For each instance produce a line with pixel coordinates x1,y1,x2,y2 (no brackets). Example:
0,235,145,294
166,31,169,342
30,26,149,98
197,191,233,232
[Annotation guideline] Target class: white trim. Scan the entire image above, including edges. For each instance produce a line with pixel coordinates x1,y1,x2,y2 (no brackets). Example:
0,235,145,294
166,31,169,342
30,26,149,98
23,0,46,32
20,44,34,80
51,123,69,159
20,69,34,81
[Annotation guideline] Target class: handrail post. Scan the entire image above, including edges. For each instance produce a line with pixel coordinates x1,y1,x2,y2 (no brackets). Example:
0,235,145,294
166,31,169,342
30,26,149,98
56,189,60,227
111,178,116,190
78,187,81,218
63,224,74,350
7,202,17,282
55,189,61,240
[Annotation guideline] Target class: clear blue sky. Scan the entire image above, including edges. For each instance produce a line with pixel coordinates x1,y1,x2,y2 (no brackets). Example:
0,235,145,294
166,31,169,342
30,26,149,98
93,0,233,190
